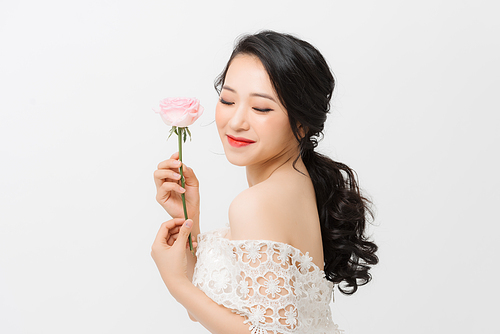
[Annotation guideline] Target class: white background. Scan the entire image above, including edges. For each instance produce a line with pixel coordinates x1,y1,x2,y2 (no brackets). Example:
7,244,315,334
1,1,499,333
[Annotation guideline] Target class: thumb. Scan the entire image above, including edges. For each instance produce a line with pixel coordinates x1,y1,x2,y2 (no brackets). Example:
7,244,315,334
182,164,199,187
176,219,193,247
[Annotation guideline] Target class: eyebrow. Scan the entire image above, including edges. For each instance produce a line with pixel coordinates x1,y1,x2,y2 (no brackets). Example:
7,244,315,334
222,85,277,103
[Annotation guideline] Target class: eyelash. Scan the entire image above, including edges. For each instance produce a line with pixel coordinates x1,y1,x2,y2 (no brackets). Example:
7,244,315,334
219,98,234,106
219,98,273,113
253,107,272,113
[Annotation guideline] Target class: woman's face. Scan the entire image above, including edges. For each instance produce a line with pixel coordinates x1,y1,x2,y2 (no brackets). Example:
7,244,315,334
215,54,297,167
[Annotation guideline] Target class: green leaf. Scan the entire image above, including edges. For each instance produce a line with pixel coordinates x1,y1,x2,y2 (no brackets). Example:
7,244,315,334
186,127,192,141
167,126,176,140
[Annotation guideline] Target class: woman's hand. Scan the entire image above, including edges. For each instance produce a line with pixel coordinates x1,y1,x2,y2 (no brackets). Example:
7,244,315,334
151,218,198,289
153,152,200,221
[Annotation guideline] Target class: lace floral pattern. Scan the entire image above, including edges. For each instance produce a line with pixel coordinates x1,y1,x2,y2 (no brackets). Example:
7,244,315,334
192,228,344,334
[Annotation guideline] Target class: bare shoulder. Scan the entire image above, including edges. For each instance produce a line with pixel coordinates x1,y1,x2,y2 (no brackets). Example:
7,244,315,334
228,172,317,244
228,181,285,242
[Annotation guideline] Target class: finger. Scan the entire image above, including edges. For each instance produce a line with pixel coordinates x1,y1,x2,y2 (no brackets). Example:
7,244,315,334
154,169,182,187
181,164,199,187
167,235,177,246
156,153,181,170
166,226,181,245
162,219,184,230
167,228,180,241
153,169,182,188
169,226,181,234
159,182,186,195
173,219,193,249
156,159,182,171
153,218,186,246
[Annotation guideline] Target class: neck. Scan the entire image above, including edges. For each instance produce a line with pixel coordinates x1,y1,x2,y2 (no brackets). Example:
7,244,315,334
245,147,304,187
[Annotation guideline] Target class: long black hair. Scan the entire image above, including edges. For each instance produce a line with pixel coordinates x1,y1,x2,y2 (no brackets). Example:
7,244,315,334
215,30,378,295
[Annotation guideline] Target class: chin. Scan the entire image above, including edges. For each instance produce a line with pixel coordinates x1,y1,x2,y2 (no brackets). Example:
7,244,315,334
221,141,253,167
224,153,249,167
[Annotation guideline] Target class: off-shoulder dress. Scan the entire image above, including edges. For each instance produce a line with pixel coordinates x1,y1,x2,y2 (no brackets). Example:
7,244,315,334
192,227,343,334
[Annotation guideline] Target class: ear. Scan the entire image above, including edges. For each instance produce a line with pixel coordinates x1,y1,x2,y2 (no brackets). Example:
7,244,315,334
297,122,307,138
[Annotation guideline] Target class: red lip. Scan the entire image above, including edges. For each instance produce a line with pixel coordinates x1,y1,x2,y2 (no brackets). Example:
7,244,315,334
227,135,256,147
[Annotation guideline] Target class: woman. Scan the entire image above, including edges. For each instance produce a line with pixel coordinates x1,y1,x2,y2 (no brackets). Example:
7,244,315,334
151,31,378,334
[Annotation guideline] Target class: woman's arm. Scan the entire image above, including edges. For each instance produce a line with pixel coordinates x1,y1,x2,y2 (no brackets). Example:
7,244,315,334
151,219,250,333
169,279,251,334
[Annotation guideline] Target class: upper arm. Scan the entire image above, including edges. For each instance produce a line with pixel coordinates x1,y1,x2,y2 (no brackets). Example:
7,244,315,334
232,240,300,332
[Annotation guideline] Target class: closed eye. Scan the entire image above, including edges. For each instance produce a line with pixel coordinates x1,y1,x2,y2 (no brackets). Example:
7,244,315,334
219,98,234,105
253,107,273,112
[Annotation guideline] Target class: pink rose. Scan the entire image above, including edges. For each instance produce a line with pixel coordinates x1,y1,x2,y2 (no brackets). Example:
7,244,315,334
154,97,204,127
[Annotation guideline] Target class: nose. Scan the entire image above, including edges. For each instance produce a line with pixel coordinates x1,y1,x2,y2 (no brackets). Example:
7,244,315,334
228,103,250,131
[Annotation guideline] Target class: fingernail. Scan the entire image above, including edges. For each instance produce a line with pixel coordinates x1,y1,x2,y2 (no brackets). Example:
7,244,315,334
179,187,186,193
184,220,192,228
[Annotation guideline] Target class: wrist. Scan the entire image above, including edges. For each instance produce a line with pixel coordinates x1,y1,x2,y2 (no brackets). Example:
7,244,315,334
166,276,193,301
170,211,199,224
189,212,200,234
190,210,200,221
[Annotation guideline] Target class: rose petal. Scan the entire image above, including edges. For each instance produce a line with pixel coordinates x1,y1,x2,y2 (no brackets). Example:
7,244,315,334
155,97,203,127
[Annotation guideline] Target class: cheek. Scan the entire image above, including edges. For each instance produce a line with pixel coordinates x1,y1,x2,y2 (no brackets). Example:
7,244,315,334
215,105,226,133
266,117,294,142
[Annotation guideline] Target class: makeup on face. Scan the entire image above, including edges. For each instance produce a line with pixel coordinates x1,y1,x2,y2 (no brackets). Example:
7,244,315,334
226,134,256,148
215,55,296,167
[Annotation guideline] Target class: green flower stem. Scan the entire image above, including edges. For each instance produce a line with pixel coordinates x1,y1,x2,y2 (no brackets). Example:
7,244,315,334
177,127,194,255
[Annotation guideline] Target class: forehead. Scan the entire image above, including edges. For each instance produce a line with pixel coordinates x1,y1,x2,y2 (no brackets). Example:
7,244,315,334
224,54,274,92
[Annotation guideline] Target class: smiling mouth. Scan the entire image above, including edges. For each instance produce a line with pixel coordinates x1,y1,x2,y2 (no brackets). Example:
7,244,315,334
226,135,256,147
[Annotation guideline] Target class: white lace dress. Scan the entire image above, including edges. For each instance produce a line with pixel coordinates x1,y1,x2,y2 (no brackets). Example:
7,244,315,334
192,228,343,334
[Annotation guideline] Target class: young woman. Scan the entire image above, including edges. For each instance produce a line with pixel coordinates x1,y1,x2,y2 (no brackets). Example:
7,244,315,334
151,31,378,334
